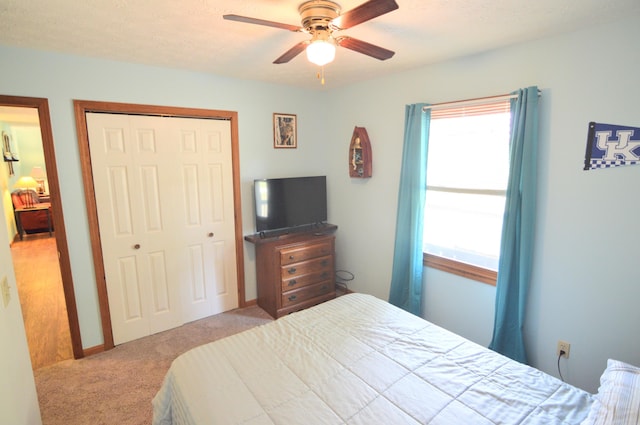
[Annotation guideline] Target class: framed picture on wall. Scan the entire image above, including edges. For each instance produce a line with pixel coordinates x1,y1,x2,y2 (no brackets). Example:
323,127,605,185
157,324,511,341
273,113,297,148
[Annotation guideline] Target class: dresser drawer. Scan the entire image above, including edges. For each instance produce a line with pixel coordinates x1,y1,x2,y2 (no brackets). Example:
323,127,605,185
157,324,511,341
280,241,333,265
281,255,333,280
281,280,334,308
251,227,337,319
281,269,333,292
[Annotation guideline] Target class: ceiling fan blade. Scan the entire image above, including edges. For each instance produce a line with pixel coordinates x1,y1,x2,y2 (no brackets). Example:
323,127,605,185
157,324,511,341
331,0,399,30
336,36,395,60
223,14,302,32
273,41,309,64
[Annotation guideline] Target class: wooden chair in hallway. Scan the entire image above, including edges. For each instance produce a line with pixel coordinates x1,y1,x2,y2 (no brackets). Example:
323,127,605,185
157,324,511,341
11,189,53,239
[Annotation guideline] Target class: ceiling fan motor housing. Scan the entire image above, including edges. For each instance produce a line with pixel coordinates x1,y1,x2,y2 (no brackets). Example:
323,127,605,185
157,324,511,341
299,0,341,32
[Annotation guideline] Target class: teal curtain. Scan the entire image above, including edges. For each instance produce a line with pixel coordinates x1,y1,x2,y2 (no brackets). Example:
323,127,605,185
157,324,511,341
388,103,430,316
489,86,539,363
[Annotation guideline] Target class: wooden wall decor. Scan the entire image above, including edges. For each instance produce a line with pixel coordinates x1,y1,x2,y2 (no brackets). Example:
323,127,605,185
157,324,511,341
348,126,372,178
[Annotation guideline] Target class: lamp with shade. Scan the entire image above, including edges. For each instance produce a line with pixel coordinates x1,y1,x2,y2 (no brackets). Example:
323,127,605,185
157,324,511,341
14,176,39,208
30,166,47,194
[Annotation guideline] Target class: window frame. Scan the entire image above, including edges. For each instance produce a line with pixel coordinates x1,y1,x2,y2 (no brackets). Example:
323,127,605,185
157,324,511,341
423,253,497,286
422,96,512,286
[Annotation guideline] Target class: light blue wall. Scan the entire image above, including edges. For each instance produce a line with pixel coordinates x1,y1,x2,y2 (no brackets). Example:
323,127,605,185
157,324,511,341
3,125,45,189
325,15,640,393
1,12,639,399
0,123,45,238
0,45,328,349
13,125,45,182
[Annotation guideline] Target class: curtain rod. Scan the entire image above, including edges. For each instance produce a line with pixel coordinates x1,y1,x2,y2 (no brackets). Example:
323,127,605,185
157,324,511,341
422,90,541,111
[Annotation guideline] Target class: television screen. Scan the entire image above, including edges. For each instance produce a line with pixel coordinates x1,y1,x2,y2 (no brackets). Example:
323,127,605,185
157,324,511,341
254,176,327,232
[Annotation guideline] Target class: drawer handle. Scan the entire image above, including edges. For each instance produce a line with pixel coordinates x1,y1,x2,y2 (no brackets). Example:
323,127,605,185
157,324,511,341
321,260,328,267
289,255,295,260
288,295,297,302
288,280,297,287
288,267,297,274
320,272,329,279
321,285,328,291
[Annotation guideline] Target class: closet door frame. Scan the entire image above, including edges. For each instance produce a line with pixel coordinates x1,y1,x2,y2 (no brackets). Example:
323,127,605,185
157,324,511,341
74,100,245,352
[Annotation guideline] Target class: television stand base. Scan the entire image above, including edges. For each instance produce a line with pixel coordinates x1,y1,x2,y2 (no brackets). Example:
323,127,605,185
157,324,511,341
247,223,335,242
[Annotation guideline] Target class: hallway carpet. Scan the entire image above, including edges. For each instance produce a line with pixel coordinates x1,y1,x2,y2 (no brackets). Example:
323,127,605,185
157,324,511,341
12,234,73,370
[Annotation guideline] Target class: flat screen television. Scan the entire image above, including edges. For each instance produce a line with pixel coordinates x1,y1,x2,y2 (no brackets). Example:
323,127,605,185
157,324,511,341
253,176,327,233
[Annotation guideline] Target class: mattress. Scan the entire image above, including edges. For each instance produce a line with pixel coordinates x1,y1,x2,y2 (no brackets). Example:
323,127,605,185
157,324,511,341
153,293,593,424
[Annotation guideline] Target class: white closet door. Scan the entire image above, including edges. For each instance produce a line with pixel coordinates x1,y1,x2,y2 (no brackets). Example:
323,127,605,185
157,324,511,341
86,113,237,344
168,117,239,323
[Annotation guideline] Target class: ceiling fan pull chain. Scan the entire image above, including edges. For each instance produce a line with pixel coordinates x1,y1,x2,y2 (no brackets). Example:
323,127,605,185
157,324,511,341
317,66,326,85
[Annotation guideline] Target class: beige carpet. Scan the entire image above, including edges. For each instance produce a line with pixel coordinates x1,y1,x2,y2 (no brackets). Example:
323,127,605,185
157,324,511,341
34,305,273,425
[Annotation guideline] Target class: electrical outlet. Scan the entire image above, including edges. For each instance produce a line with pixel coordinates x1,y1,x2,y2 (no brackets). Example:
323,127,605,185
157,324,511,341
1,276,10,308
557,340,571,359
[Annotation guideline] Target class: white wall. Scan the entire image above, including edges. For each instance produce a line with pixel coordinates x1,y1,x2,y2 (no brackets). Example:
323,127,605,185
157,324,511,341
325,15,640,392
0,160,41,423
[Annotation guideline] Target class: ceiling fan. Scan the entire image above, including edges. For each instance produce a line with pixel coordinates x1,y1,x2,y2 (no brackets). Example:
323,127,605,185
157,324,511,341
223,0,399,67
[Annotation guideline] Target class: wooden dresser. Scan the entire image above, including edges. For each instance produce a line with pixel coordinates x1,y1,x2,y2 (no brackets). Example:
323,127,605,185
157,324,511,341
245,225,337,318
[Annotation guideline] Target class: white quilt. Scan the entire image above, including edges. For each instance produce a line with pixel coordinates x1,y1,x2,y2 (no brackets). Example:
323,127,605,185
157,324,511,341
153,293,593,424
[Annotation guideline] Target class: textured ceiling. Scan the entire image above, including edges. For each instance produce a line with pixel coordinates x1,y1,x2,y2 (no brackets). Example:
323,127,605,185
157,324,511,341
0,0,639,91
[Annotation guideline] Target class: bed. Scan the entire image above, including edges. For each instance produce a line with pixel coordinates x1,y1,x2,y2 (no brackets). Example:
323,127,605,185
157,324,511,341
153,293,640,425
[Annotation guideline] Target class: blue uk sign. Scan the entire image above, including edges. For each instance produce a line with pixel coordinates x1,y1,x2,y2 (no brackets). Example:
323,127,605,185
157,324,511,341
584,122,640,170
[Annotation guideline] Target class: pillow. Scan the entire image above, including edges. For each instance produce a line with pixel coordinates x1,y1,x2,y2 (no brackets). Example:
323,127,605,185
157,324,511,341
581,359,640,425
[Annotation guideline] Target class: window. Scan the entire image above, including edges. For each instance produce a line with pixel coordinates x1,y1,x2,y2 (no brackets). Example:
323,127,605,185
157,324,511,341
423,99,511,285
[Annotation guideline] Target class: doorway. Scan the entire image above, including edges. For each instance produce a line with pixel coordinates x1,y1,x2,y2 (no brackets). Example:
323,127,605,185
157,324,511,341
0,95,83,365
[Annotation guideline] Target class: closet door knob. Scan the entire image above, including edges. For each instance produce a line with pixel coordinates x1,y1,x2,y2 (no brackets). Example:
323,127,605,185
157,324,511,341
208,232,214,237
133,244,141,250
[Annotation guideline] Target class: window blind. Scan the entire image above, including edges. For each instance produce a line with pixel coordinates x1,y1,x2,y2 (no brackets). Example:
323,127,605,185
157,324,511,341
430,99,511,119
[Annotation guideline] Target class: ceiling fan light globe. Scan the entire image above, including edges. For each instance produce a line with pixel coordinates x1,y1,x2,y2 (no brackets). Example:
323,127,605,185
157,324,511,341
306,40,336,66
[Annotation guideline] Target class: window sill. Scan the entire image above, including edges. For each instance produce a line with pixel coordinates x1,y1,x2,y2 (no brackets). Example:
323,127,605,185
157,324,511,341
423,253,496,286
